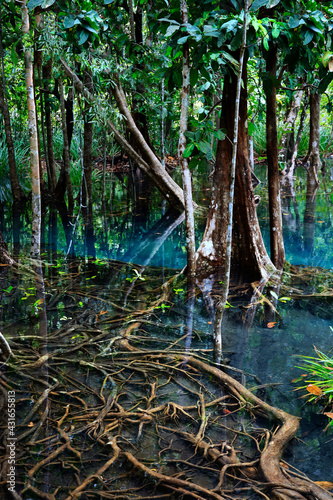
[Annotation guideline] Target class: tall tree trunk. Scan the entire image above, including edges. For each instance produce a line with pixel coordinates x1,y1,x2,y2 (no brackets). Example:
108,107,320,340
280,87,304,175
265,43,285,270
22,1,41,259
179,0,195,281
304,91,321,189
59,78,74,215
82,70,96,259
42,58,57,191
213,1,249,361
287,89,309,178
0,10,25,203
196,63,274,283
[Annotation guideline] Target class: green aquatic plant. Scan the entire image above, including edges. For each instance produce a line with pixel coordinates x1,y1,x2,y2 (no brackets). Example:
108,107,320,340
294,341,333,431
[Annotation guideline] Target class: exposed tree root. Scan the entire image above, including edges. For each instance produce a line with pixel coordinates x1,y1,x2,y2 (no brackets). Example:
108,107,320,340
1,262,332,500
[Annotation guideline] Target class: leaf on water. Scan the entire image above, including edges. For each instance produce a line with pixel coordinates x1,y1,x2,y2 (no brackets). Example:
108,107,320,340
306,384,322,395
267,322,277,328
324,412,333,419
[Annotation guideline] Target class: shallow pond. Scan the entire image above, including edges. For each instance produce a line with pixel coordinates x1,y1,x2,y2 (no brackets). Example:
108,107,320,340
1,163,333,498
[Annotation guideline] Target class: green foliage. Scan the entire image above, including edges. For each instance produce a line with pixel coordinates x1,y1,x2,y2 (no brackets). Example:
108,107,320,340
294,343,333,431
0,137,30,202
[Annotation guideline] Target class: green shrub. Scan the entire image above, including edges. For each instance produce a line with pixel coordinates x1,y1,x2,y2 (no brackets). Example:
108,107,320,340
294,341,333,431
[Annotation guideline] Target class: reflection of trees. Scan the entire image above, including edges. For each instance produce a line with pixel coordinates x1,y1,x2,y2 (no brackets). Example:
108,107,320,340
123,209,185,266
280,175,301,236
303,179,318,256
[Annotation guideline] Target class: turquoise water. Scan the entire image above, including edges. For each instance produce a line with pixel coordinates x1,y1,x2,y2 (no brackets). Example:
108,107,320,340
1,164,333,490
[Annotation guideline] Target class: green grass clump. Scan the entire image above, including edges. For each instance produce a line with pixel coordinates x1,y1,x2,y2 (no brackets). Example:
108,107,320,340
294,340,333,431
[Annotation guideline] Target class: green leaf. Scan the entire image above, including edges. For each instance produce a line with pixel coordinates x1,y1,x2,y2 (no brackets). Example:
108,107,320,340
10,43,19,66
222,51,239,67
263,36,269,51
198,141,211,155
42,0,55,7
78,29,89,45
230,29,243,51
200,66,211,81
159,18,180,25
220,19,238,32
27,0,44,9
178,36,189,44
81,23,98,34
212,129,226,140
63,16,80,29
303,30,314,45
248,122,255,136
288,16,302,29
279,297,292,302
318,73,333,94
250,0,269,10
183,143,195,158
272,26,280,38
165,25,179,37
203,25,219,37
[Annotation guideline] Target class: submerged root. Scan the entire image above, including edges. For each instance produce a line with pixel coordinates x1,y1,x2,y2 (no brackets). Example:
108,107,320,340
1,261,332,500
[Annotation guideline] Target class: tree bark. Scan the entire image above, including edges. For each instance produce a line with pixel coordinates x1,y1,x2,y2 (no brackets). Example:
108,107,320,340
286,89,309,178
280,87,304,175
304,91,321,189
0,11,25,203
22,1,41,259
58,78,74,215
42,58,57,191
213,1,249,360
0,230,15,265
179,0,196,281
265,43,285,270
82,70,96,259
196,63,274,283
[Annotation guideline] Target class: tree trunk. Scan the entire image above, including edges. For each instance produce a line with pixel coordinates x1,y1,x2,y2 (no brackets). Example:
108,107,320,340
179,0,195,281
82,70,96,259
42,58,57,191
0,11,25,203
265,43,285,270
213,1,249,361
286,89,309,178
280,87,304,175
59,78,74,215
196,63,274,283
22,1,41,259
0,230,15,265
304,91,321,189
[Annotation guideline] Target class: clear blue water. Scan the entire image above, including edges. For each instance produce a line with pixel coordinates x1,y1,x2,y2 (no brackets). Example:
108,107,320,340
1,163,333,486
